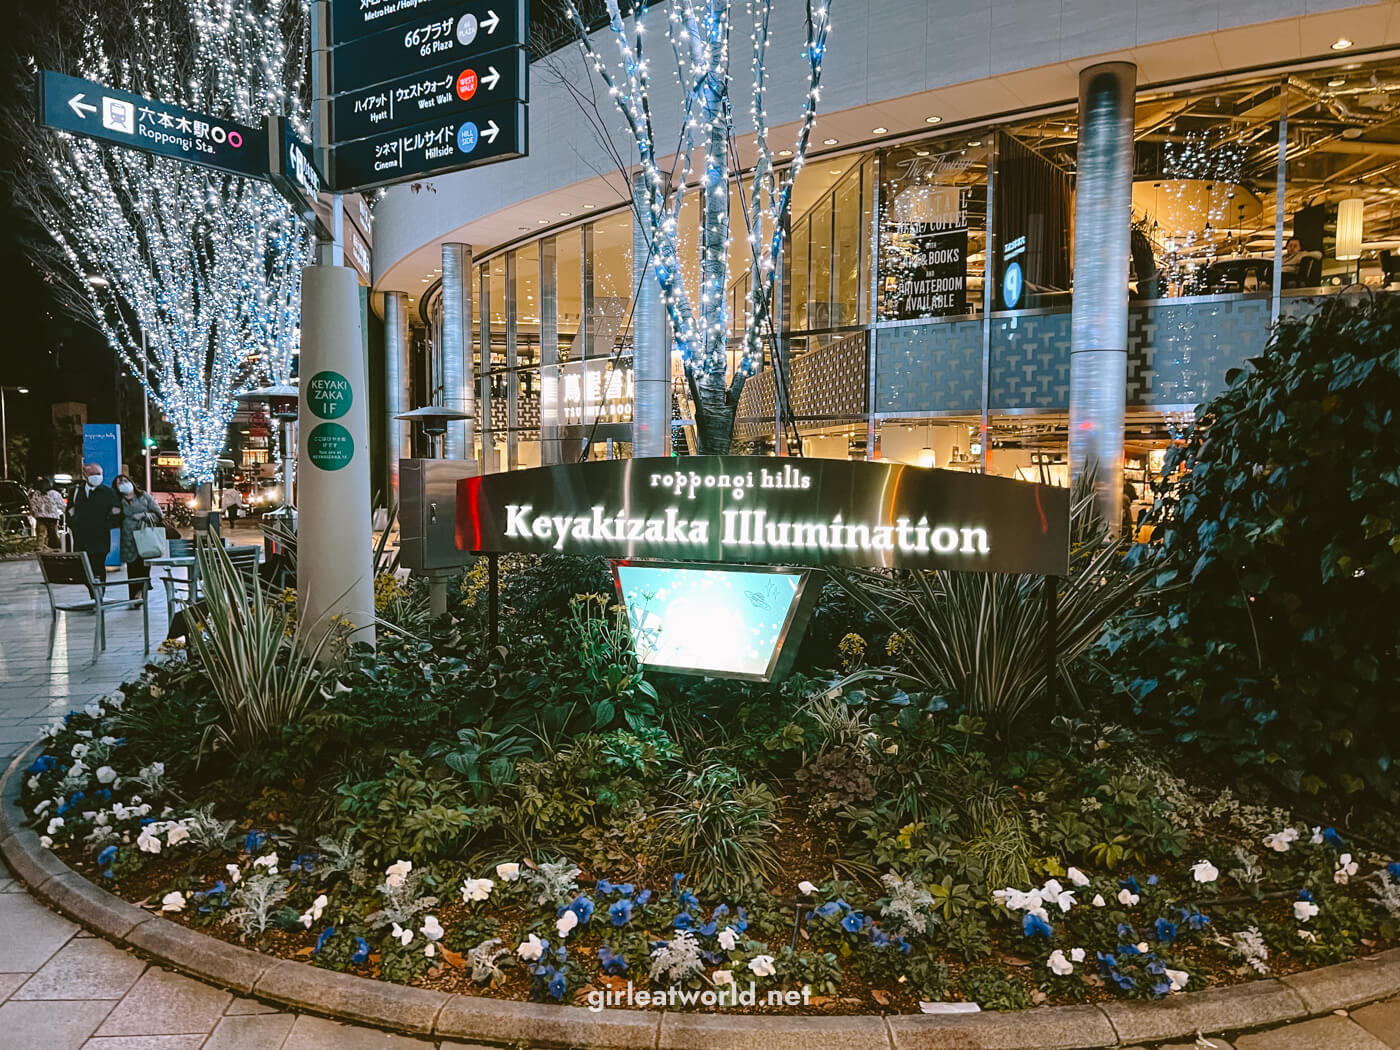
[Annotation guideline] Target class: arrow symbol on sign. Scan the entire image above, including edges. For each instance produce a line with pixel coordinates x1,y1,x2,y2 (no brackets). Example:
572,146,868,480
481,9,500,33
482,66,501,90
68,93,97,119
483,120,500,143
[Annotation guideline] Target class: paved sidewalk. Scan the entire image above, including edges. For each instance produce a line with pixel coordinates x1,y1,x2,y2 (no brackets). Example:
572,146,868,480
1,555,1398,1049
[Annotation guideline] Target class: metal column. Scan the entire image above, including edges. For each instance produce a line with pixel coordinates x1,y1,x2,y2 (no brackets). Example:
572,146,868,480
505,252,519,470
1270,81,1289,326
442,243,474,460
479,267,496,472
539,237,561,465
632,172,670,458
1068,62,1136,536
384,291,410,498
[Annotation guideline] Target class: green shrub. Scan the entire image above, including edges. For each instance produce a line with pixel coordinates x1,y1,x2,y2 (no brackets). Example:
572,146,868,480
653,762,782,895
1108,296,1400,801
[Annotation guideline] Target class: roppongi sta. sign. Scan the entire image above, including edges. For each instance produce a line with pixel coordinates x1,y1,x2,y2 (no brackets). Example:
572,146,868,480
457,457,1070,575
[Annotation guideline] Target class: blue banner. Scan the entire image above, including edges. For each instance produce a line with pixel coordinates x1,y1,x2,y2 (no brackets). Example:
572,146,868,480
82,423,122,567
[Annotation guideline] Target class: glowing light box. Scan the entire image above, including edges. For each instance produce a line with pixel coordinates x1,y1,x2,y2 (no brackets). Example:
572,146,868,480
611,561,819,682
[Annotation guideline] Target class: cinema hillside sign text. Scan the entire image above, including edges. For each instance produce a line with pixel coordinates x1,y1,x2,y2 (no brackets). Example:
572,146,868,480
457,456,1069,575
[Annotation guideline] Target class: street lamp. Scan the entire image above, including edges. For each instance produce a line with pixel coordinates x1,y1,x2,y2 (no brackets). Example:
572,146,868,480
1,385,31,480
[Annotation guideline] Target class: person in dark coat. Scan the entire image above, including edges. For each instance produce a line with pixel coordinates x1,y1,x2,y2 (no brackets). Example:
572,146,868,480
113,474,163,598
69,463,120,581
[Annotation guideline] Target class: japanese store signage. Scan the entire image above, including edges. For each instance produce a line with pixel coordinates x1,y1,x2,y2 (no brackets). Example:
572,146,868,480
332,47,527,144
457,456,1070,575
560,359,634,425
330,100,527,193
37,71,268,180
330,0,473,47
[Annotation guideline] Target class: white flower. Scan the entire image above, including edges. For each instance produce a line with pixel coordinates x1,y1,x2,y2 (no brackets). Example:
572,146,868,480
712,969,734,986
33,799,51,816
43,722,62,739
46,816,64,835
1049,889,1076,913
94,812,109,826
69,760,87,779
75,729,93,740
460,877,493,903
797,880,818,896
1190,860,1219,883
717,927,738,951
1298,929,1318,943
424,942,436,958
108,691,125,709
1003,888,1045,912
1136,941,1150,954
166,825,190,848
137,826,162,854
1047,949,1074,976
1042,879,1064,898
83,702,103,719
391,922,413,946
1066,867,1090,887
1294,900,1319,922
1310,826,1324,845
1117,888,1139,907
39,835,53,849
1070,948,1085,963
161,891,185,913
299,894,329,928
495,862,521,882
1334,853,1359,885
100,736,118,746
421,916,444,941
517,934,545,961
384,860,413,888
1165,968,1189,992
27,776,39,791
95,766,117,785
1092,894,1106,908
225,864,241,884
253,852,279,874
748,954,776,977
556,909,579,938
1263,828,1298,853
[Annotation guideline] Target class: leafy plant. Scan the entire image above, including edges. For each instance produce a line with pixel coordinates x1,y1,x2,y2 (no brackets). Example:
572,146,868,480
335,752,497,863
960,963,1032,1010
226,872,290,939
426,722,534,801
1108,295,1400,800
184,538,343,757
653,762,782,895
567,594,660,730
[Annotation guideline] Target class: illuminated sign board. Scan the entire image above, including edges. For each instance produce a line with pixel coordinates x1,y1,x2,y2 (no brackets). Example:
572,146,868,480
457,456,1070,575
613,561,820,682
561,359,633,425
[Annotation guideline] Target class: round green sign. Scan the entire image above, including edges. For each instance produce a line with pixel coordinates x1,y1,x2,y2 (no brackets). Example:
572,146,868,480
307,422,354,471
307,370,353,420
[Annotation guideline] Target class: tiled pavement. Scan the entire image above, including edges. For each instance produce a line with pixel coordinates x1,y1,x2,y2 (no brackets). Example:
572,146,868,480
1,556,1398,1050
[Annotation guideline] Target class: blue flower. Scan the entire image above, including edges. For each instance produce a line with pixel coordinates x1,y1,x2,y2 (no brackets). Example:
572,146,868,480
1297,888,1313,902
733,907,749,933
243,830,267,854
210,881,227,896
1146,874,1159,886
1387,862,1400,880
548,969,567,1000
96,789,111,801
568,896,595,924
351,938,370,965
609,899,633,926
636,889,653,907
1322,827,1345,849
896,936,912,955
814,901,843,919
1153,980,1172,997
697,920,718,937
712,904,730,918
1178,908,1210,931
1154,918,1178,944
673,912,694,930
615,883,634,896
97,845,118,866
139,817,155,826
671,873,687,891
313,926,335,955
1119,876,1141,895
289,853,317,873
102,869,114,880
841,912,865,934
1022,912,1052,938
678,889,700,912
598,945,628,975
1117,923,1136,941
869,928,891,948
597,879,614,895
27,755,57,774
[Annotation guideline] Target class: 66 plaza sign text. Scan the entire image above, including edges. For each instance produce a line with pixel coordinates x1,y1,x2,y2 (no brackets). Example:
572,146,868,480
457,457,1070,575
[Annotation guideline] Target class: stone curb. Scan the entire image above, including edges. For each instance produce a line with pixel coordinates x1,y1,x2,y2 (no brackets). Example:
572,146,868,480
4,740,1400,1049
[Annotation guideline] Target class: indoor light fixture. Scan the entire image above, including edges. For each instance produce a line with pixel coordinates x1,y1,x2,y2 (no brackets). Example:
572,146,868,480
925,115,942,124
778,148,793,156
582,203,597,209
871,126,887,134
822,137,838,145
559,211,572,216
1331,37,1353,50
1336,196,1365,260
1328,77,1346,87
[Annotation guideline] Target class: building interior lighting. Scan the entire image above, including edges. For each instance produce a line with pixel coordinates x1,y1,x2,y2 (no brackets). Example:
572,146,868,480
822,137,838,145
1336,196,1365,260
871,126,887,134
924,115,942,124
1332,37,1353,50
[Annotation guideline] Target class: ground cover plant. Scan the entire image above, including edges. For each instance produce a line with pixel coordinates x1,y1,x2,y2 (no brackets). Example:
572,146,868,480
17,298,1400,1013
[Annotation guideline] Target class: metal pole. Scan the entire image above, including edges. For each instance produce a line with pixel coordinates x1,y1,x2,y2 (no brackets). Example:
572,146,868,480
442,243,474,459
1069,62,1137,536
0,389,8,479
385,292,410,498
539,236,560,465
632,171,670,458
980,134,998,475
1271,79,1289,326
142,331,152,492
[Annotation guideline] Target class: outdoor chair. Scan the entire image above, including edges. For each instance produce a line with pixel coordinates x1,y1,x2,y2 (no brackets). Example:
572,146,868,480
38,551,150,663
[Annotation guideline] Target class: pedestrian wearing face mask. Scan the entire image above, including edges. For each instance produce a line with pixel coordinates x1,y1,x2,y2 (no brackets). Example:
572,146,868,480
112,474,164,598
69,463,120,581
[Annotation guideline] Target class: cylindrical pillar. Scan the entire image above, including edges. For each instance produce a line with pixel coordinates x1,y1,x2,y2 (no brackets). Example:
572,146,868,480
1069,61,1136,536
539,236,561,465
479,267,496,472
632,172,670,458
384,291,410,498
441,243,474,460
299,265,375,645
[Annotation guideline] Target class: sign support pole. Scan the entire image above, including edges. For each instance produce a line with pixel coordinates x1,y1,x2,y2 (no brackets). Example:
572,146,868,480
488,553,499,649
1043,574,1058,708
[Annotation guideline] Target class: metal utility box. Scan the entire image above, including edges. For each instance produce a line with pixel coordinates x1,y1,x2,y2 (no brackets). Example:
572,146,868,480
398,458,478,572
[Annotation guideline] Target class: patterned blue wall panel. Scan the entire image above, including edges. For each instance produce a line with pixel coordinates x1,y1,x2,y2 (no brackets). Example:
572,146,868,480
874,320,983,414
1127,297,1276,407
989,311,1071,411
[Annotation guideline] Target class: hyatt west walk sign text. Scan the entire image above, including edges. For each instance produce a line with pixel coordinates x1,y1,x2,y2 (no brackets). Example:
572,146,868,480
327,0,529,193
457,457,1071,575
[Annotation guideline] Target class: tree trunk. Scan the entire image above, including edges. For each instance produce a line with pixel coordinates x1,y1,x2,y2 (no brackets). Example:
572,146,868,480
691,370,736,454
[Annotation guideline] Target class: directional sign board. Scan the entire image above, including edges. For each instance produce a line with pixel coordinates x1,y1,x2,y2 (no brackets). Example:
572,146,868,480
330,0,467,47
37,70,267,180
329,0,527,96
332,100,527,193
331,47,527,144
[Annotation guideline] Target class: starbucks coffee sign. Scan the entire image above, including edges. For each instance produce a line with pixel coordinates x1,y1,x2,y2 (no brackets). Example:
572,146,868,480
456,457,1069,575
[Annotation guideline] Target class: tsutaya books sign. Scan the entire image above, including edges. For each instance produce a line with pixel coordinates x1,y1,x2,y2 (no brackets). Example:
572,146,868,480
457,457,1070,575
